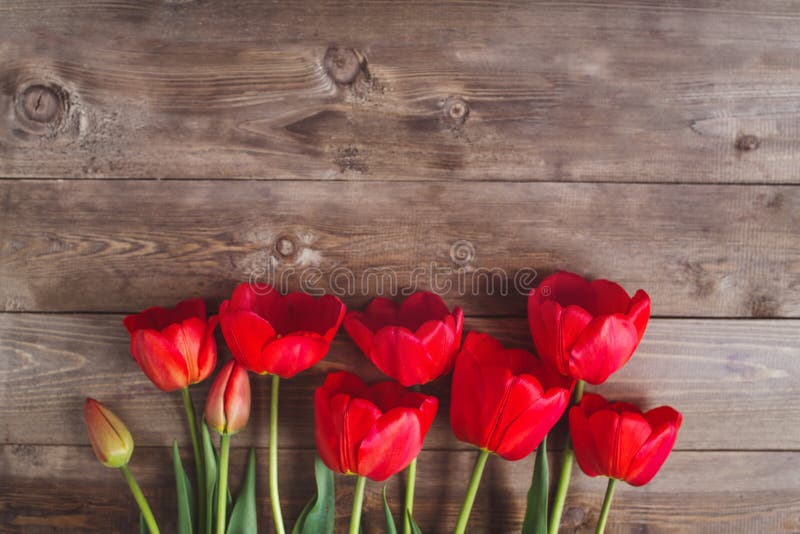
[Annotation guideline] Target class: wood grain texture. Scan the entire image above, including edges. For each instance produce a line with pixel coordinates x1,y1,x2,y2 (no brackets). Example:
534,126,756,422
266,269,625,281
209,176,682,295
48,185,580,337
2,445,799,533
1,1,800,182
2,313,798,451
1,180,797,316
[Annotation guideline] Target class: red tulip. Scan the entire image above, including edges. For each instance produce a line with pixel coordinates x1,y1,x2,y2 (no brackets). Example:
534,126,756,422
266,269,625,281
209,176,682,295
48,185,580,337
343,292,463,386
205,360,251,435
314,371,438,481
219,283,345,378
84,398,134,468
123,298,218,392
450,332,573,461
528,271,650,385
570,393,682,486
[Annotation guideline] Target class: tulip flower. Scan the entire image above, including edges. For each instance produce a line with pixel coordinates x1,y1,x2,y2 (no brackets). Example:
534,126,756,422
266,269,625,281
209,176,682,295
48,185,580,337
124,298,218,532
84,398,134,468
569,394,682,533
450,332,573,460
528,271,650,385
219,283,345,378
84,399,160,533
220,283,345,534
315,371,438,481
344,292,464,387
204,361,251,534
570,393,682,486
123,298,218,392
450,332,572,534
205,360,251,435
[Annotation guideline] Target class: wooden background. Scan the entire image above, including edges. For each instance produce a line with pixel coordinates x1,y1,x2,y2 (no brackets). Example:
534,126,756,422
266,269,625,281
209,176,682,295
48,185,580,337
1,1,798,532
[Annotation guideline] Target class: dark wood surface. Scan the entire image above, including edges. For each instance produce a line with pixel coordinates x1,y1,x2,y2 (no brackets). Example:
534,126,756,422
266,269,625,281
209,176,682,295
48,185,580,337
1,1,799,533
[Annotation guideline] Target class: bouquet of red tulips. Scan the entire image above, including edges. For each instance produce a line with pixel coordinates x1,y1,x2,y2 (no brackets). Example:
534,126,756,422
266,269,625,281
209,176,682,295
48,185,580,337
84,272,682,534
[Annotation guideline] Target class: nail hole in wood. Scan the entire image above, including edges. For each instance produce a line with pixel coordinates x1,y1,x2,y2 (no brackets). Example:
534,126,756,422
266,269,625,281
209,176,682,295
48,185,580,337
324,47,363,85
735,134,759,152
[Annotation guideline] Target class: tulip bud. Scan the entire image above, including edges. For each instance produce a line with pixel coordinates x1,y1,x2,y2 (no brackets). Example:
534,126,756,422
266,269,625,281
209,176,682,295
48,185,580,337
205,360,251,435
84,398,134,468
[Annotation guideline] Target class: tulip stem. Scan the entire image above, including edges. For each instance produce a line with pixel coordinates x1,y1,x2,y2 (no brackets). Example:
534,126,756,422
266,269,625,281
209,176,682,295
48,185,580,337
216,433,231,534
548,380,585,534
454,449,490,534
349,475,367,534
269,374,286,534
595,478,617,534
120,465,160,534
181,387,206,534
403,457,417,534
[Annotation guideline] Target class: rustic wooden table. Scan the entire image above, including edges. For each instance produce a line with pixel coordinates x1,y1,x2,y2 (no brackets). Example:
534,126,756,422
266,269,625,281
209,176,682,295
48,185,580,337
1,1,798,533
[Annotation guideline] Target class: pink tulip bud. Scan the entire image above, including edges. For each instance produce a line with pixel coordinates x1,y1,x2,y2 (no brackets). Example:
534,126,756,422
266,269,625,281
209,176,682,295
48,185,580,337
84,398,134,468
205,361,251,435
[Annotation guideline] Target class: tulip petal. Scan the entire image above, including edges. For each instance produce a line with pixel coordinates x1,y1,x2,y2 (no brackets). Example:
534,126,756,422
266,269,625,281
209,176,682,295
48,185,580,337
260,333,331,378
130,330,189,391
370,327,434,387
196,315,219,384
536,271,595,311
358,408,423,481
219,307,277,373
343,312,376,356
223,363,251,434
624,414,681,486
569,405,604,478
569,315,639,384
627,290,651,339
340,397,383,475
590,279,632,316
161,318,205,383
484,374,545,459
399,292,450,330
362,297,401,331
369,381,438,435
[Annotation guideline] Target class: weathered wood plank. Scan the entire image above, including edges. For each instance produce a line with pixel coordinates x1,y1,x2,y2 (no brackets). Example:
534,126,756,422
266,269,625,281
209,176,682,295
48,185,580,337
2,445,799,533
2,1,800,182
2,314,797,451
1,180,797,316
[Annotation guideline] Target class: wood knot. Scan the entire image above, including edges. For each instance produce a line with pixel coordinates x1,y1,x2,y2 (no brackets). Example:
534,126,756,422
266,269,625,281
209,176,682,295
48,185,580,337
324,47,363,85
275,236,296,258
15,83,68,134
735,133,759,152
443,96,469,127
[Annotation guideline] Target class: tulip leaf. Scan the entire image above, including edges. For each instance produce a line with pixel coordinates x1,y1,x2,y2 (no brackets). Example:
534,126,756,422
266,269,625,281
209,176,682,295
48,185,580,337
201,422,218,534
227,449,258,534
521,435,549,534
172,440,195,534
139,513,151,534
406,510,423,534
291,455,335,534
381,486,398,534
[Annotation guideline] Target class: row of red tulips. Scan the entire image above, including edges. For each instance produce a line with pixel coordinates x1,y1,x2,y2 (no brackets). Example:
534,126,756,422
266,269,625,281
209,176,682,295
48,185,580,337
84,271,682,534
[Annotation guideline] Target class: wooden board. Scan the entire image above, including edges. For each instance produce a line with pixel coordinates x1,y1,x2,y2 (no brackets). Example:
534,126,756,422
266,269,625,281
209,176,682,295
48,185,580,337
1,1,800,183
2,313,798,451
2,445,799,533
1,180,797,317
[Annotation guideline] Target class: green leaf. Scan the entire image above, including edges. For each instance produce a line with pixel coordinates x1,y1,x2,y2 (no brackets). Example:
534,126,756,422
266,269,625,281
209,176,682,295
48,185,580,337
201,422,217,534
521,435,549,534
139,513,150,534
291,455,335,534
227,449,258,534
381,487,398,534
173,440,195,534
406,509,423,534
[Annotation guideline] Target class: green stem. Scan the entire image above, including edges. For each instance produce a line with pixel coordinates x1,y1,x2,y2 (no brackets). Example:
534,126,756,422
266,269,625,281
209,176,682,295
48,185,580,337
181,387,206,533
548,380,585,534
349,476,367,534
595,479,617,534
453,450,490,534
269,374,286,534
120,465,160,534
403,457,418,534
216,433,231,534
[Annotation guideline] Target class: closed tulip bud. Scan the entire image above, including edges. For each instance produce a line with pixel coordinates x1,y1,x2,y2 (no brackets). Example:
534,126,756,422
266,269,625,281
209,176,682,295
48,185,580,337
205,360,251,435
84,398,134,468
